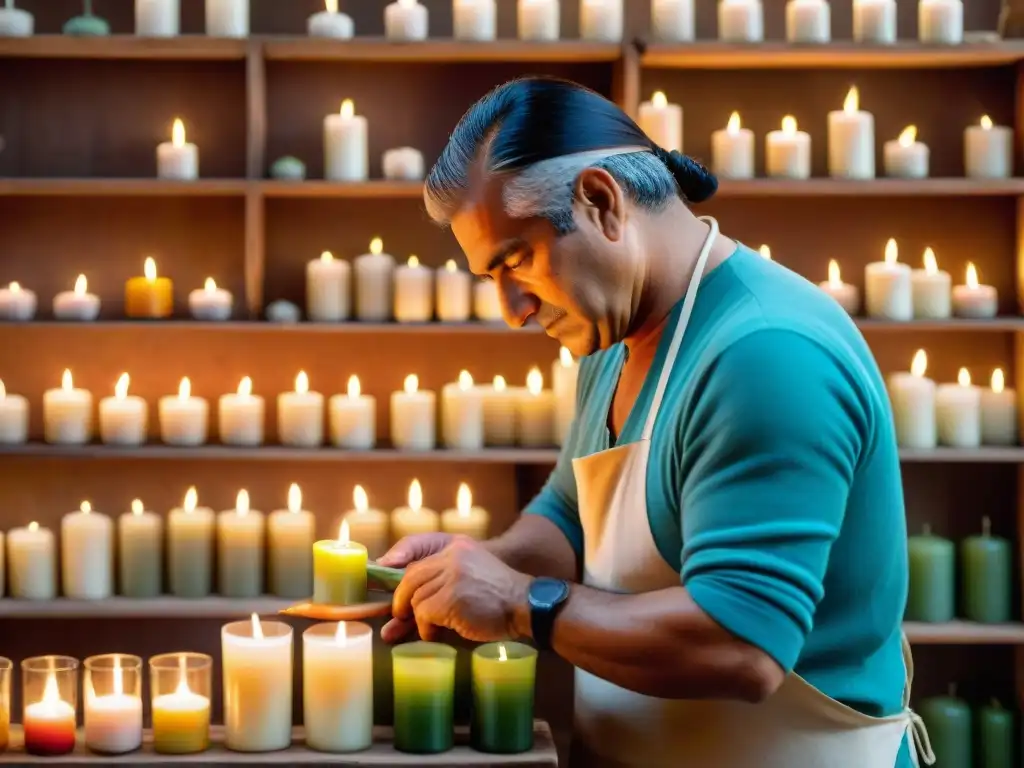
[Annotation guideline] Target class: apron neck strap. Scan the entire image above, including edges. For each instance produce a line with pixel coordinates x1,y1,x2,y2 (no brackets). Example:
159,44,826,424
641,216,720,441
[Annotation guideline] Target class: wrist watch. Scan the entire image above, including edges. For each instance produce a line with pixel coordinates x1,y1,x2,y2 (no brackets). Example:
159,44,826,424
528,577,570,651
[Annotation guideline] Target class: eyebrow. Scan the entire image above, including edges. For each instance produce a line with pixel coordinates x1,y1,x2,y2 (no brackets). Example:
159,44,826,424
485,239,527,274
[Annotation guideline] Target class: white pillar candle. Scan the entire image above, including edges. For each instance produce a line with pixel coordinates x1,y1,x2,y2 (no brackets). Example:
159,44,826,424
981,369,1018,446
883,125,929,179
136,0,180,36
952,262,998,319
53,274,101,321
435,260,472,322
638,92,683,153
385,0,429,40
219,376,265,446
62,501,114,600
481,375,518,446
394,255,434,322
0,2,33,36
518,0,559,40
159,376,208,446
390,374,436,450
652,0,695,41
188,277,232,321
580,0,623,41
391,480,441,540
217,490,265,598
818,260,860,316
936,368,981,448
308,0,354,38
99,373,149,446
717,0,763,41
919,0,962,44
441,483,490,540
474,280,503,321
864,238,912,321
268,483,315,599
330,374,376,449
205,0,248,36
964,116,1013,179
7,522,56,600
278,371,325,448
785,0,829,42
852,0,895,43
168,487,215,598
157,119,199,180
222,615,293,752
354,238,396,322
342,486,391,560
44,369,94,445
551,347,579,446
382,147,425,181
307,251,351,323
84,656,143,755
324,99,368,183
888,350,936,448
303,622,374,753
454,0,496,40
0,379,29,444
765,116,811,179
0,281,36,320
828,87,875,179
118,499,163,598
910,248,951,320
441,370,485,450
517,367,555,447
711,112,754,180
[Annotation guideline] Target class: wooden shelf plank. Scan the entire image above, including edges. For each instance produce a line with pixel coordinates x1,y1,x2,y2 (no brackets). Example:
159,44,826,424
903,621,1024,644
855,318,1024,332
0,35,247,60
262,37,622,63
641,41,1024,69
898,447,1024,463
259,180,424,199
0,596,288,619
0,179,248,197
0,724,557,766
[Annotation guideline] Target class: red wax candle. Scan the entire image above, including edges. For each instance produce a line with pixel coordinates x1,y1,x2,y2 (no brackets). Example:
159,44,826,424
24,701,76,756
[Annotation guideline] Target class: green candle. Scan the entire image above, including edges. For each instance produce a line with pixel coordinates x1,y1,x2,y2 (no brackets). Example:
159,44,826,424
906,524,955,622
312,520,367,605
471,642,537,754
961,517,1011,623
920,685,971,768
392,642,456,754
979,699,1014,768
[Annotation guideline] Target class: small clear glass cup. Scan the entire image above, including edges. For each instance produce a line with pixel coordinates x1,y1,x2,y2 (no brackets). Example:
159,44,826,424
149,652,212,755
21,655,79,756
0,657,11,753
83,653,143,755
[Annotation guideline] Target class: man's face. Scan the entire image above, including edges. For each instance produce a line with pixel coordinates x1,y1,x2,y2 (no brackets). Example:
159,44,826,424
451,168,637,357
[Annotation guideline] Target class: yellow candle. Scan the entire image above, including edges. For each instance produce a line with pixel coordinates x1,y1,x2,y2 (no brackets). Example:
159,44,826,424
125,257,173,318
150,654,211,756
313,520,368,605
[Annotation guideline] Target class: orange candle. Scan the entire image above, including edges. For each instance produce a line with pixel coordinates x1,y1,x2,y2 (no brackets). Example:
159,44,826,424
125,257,173,318
0,708,8,752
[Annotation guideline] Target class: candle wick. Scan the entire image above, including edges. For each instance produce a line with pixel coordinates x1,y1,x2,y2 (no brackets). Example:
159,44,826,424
982,516,991,537
948,682,957,699
922,523,931,536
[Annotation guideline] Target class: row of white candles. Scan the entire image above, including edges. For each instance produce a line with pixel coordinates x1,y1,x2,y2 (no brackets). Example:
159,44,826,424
640,90,1012,181
0,357,580,450
0,482,484,601
888,352,1018,449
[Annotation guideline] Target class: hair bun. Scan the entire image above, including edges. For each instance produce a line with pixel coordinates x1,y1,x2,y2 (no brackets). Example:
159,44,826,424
653,146,718,204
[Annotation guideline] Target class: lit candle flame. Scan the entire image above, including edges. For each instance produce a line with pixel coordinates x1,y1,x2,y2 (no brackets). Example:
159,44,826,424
923,248,938,275
407,255,420,268
347,374,361,399
288,483,302,514
204,277,217,292
408,479,423,512
369,237,383,256
41,671,60,706
115,373,130,400
353,485,368,512
884,238,898,265
178,377,191,400
28,521,39,532
335,621,348,645
320,251,333,263
399,0,418,6
652,91,668,109
527,367,543,396
339,518,350,544
175,656,191,696
493,375,506,392
843,87,859,113
781,116,797,134
898,125,917,147
144,257,157,281
340,99,355,119
458,370,474,390
828,260,842,287
295,371,309,395
62,369,74,391
560,346,573,367
457,482,472,518
74,274,87,295
498,644,508,662
238,376,253,397
0,380,5,400
251,613,263,640
404,374,418,394
981,115,993,130
236,489,250,516
325,0,338,12
80,501,92,514
113,656,124,697
172,118,185,148
992,368,1005,393
759,244,771,261
910,350,928,378
726,112,741,134
958,368,971,387
184,486,198,513
131,499,144,516
966,262,979,289
8,281,20,293
445,259,457,273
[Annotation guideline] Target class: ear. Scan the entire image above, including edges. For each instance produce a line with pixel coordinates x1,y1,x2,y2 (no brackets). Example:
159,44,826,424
573,166,625,242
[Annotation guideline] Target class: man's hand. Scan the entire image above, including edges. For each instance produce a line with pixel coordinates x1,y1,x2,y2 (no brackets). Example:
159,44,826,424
377,533,454,642
385,536,532,643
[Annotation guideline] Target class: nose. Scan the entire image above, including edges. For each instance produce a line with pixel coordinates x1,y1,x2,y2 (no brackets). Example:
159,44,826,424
497,272,540,329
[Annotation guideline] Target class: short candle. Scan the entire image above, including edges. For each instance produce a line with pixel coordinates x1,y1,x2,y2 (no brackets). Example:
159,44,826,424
0,281,36,321
83,654,143,755
440,482,490,540
964,116,1013,179
168,487,216,598
278,370,325,448
395,255,435,323
952,262,998,319
474,279,503,321
0,1,34,36
217,489,265,598
303,622,374,753
307,0,354,38
219,376,265,446
159,377,209,446
0,379,29,444
99,372,149,446
442,370,484,450
906,524,954,622
453,0,497,41
910,247,951,320
517,0,559,41
392,479,441,541
711,112,754,180
313,519,368,605
481,374,518,446
22,659,77,757
342,485,390,560
118,499,163,598
919,687,971,768
828,86,875,179
919,0,963,44
887,350,937,449
392,642,457,754
391,374,437,450
205,0,249,37
551,346,579,446
329,374,376,449
517,367,555,446
385,0,429,41
354,237,396,322
471,642,538,754
435,259,472,322
884,125,929,179
7,521,57,600
136,0,180,36
961,516,1011,623
307,251,351,322
981,368,1018,446
125,257,173,318
936,367,981,448
579,0,624,41
151,654,211,755
785,0,830,43
268,483,315,599
53,274,100,321
188,277,232,321
638,91,683,153
717,0,763,42
817,260,860,316
765,116,811,180
652,0,695,42
61,501,114,600
157,118,199,180
852,0,896,43
864,238,911,321
324,99,368,182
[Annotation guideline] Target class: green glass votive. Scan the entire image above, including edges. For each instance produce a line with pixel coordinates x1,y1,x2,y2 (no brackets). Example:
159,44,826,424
392,642,456,754
471,642,537,754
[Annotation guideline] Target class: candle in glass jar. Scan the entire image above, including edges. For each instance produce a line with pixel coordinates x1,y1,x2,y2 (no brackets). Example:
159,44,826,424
62,501,114,599
579,0,623,41
454,0,496,40
188,278,232,321
268,483,315,599
638,92,683,153
342,485,390,560
765,116,811,179
84,655,143,755
471,642,537,754
961,516,1011,623
217,490,265,598
517,368,555,447
307,0,353,38
981,369,1018,446
436,260,472,322
23,667,77,757
307,251,351,322
205,0,248,36
964,116,1013,179
906,524,954,622
324,99,368,182
392,479,441,541
0,281,36,321
852,0,896,42
151,655,211,755
219,376,265,446
482,375,518,445
391,374,436,450
53,274,101,321
442,370,484,450
474,280,503,321
652,0,694,41
278,371,324,448
395,255,434,322
392,642,457,754
552,347,579,445
518,0,559,40
8,522,56,600
936,367,981,448
441,483,490,540
828,87,875,179
125,257,173,318
168,487,215,598
136,0,180,36
888,350,936,449
382,146,425,180
303,622,374,753
385,0,429,40
717,0,763,41
818,260,860,316
159,377,208,446
118,499,163,598
785,0,829,42
99,373,149,446
865,238,911,320
44,369,93,444
711,112,754,179
919,0,962,43
313,520,368,605
330,374,376,449
355,237,396,321
952,262,998,319
0,379,29,444
919,687,971,768
884,126,929,179
910,248,951,320
157,118,199,180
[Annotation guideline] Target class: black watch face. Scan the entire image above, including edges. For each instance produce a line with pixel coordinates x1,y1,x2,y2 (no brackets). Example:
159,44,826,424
531,577,568,609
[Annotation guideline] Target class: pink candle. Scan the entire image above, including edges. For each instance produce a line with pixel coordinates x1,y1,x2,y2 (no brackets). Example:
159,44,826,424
24,677,76,756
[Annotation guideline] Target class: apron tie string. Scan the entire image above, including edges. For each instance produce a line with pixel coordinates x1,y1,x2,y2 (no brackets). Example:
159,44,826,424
905,707,935,767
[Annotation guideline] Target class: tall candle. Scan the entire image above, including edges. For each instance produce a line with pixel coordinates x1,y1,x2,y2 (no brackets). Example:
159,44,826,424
313,520,368,605
329,374,376,449
828,87,875,179
268,483,315,599
392,479,441,541
385,0,429,40
910,247,951,320
382,146,425,180
136,0,180,36
552,346,579,445
7,522,56,600
436,260,472,322
304,622,374,753
342,485,390,560
442,370,484,450
765,116,811,180
62,501,114,600
440,483,490,540
817,260,860,315
392,642,457,754
965,116,1013,179
205,0,248,36
888,350,936,449
474,280,503,321
852,0,896,43
919,0,962,44
979,700,1014,768
517,0,559,40
307,251,351,322
883,125,929,179
99,372,149,446
652,0,695,41
118,499,163,598
395,255,434,322
391,374,436,450
159,376,209,446
23,664,77,757
219,376,265,446
471,642,537,754
53,274,101,321
981,369,1018,446
785,0,829,42
125,257,173,318
919,687,971,768
864,238,911,320
517,368,555,447
936,367,981,448
961,516,1011,623
43,369,93,445
0,281,36,320
579,0,623,41
711,112,754,179
278,371,324,448
0,379,29,444
307,0,353,38
217,490,265,598
482,375,518,445
222,615,293,752
168,487,215,598
638,92,683,153
717,0,763,41
354,237,395,322
454,0,496,40
952,262,998,319
84,655,143,755
188,277,232,321
906,524,954,622
157,119,199,180
324,99,368,182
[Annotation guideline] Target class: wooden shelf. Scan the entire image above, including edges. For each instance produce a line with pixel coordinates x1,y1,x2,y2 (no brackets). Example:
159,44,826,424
263,37,622,63
0,179,248,197
259,180,424,199
897,447,1024,463
903,621,1024,645
0,596,289,619
714,178,1024,198
0,35,248,60
640,41,1024,69
855,318,1024,332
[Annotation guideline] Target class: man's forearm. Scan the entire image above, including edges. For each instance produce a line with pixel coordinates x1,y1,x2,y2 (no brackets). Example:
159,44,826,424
485,515,578,581
510,583,784,702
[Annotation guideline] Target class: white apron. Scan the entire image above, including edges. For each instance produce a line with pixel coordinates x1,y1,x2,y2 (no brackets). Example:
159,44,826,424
569,217,935,768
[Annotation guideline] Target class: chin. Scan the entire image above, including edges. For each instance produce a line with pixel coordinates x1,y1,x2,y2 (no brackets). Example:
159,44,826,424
551,326,599,358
